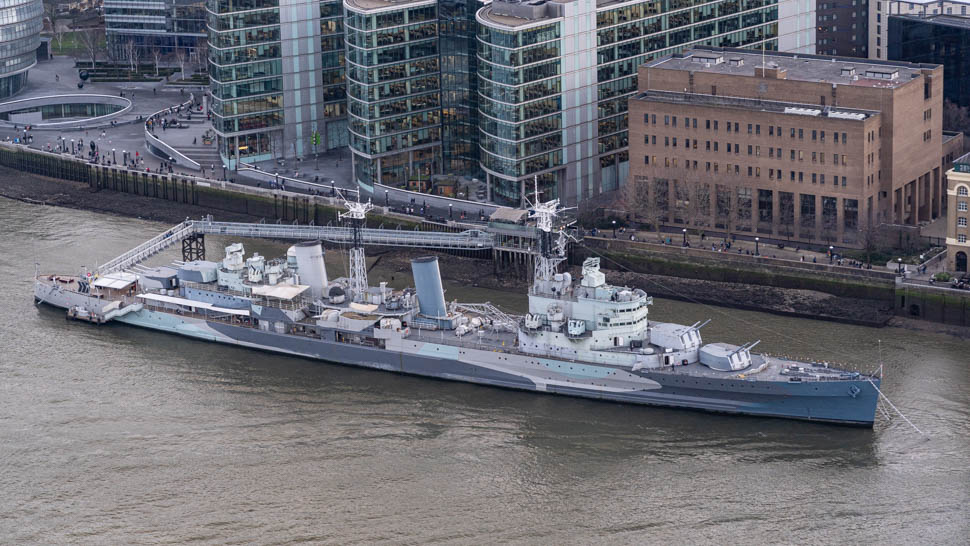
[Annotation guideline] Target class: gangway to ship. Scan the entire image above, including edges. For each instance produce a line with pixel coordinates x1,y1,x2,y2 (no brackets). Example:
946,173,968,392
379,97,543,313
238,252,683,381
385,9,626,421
96,218,495,274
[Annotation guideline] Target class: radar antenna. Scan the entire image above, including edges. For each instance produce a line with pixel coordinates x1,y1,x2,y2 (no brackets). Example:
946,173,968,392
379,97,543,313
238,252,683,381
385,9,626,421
524,176,574,291
337,189,373,302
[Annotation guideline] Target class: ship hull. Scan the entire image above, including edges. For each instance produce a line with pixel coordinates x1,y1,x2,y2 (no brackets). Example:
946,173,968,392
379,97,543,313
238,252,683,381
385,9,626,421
34,282,880,426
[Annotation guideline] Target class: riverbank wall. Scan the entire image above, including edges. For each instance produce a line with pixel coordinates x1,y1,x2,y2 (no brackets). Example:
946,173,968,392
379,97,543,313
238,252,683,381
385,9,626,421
0,142,422,230
895,282,970,326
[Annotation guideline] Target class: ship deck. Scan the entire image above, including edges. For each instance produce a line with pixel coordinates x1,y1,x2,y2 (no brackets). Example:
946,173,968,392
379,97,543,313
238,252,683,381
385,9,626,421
39,275,874,384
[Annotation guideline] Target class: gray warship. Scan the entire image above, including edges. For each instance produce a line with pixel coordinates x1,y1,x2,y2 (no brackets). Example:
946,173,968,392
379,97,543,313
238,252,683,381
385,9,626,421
33,193,881,426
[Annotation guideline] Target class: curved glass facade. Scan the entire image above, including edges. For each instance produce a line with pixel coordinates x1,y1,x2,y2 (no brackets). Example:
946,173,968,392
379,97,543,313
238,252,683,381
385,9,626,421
475,0,780,205
476,20,563,204
345,0,441,188
0,0,42,100
208,0,349,168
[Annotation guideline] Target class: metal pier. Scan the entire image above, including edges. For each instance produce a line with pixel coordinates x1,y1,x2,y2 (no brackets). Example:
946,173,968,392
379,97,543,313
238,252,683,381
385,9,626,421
97,218,494,274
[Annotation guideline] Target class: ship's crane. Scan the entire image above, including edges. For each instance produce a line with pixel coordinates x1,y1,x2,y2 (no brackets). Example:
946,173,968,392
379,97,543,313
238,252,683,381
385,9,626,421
337,190,373,302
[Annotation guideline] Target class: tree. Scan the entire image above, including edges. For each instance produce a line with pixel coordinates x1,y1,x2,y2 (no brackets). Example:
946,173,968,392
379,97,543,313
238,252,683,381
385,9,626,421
943,98,970,135
75,25,104,67
44,1,64,53
617,175,652,230
122,39,139,76
858,216,881,265
778,191,795,240
174,47,188,80
715,184,735,241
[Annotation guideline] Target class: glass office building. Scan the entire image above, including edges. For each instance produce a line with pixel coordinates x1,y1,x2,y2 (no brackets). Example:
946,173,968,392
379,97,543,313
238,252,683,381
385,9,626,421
0,0,43,100
344,0,443,191
207,0,349,168
105,0,207,58
888,14,970,110
346,0,809,205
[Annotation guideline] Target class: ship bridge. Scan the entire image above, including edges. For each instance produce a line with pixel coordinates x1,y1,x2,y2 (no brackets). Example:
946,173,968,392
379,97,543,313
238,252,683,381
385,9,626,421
96,218,495,275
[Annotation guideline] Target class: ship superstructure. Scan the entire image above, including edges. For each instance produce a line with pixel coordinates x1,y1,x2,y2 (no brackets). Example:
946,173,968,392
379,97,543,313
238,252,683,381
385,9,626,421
33,199,882,426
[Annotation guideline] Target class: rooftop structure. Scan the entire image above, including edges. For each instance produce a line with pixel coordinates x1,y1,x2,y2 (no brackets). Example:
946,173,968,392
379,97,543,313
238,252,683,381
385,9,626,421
646,47,932,88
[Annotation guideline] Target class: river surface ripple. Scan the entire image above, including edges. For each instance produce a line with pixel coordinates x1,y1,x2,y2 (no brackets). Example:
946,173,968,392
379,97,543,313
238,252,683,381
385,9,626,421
0,199,967,544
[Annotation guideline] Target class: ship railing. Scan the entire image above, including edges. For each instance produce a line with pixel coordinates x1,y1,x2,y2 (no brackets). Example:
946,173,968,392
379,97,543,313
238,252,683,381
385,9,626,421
407,331,519,353
96,221,195,274
190,220,495,250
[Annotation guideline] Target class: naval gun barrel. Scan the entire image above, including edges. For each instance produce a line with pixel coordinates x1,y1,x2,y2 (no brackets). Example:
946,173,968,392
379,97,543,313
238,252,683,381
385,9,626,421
730,339,761,356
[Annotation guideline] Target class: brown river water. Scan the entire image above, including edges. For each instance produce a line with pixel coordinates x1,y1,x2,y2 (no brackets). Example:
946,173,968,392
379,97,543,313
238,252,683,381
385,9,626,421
0,198,967,544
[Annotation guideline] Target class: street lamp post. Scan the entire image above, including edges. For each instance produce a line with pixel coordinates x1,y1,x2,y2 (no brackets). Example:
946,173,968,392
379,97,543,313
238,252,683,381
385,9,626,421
112,148,116,163
385,189,389,206
755,237,760,256
683,228,688,247
449,203,453,219
829,245,834,264
612,220,617,239
897,257,903,276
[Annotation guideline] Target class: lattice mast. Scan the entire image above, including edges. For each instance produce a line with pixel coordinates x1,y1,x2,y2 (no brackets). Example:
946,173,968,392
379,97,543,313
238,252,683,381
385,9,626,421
338,190,373,302
524,177,571,291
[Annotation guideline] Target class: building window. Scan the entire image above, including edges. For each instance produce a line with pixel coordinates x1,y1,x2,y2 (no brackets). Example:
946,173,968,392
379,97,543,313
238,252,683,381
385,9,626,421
769,126,774,136
706,141,711,151
645,135,650,145
959,187,969,197
693,118,697,129
748,124,753,134
645,155,650,164
812,152,817,163
652,114,656,124
799,129,804,140
665,115,670,126
665,136,669,147
706,119,711,129
813,173,817,184
834,133,839,144
673,117,678,127
776,147,781,158
756,125,761,135
727,122,732,133
714,142,719,152
842,133,847,144
790,128,796,138
769,148,774,158
821,131,825,142
820,174,826,185
790,171,795,181
834,153,839,164
748,166,753,176
812,130,817,141
842,177,847,187
644,114,649,123
714,121,718,131
958,201,968,212
959,217,968,227
791,150,796,161
734,122,739,132
799,172,804,182
960,234,967,243
748,145,753,155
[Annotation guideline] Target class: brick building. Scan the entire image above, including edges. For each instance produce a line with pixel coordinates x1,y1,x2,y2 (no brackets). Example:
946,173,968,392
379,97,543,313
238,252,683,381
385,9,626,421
627,46,964,247
945,152,970,272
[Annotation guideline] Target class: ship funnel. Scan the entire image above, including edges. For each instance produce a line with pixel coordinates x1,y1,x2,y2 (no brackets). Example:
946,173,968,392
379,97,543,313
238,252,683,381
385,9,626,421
411,256,447,318
293,240,328,299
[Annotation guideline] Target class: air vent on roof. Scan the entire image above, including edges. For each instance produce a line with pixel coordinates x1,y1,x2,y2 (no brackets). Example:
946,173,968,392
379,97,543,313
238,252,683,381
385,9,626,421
692,54,723,65
784,107,822,117
729,58,743,67
841,67,856,76
865,69,898,80
828,111,866,120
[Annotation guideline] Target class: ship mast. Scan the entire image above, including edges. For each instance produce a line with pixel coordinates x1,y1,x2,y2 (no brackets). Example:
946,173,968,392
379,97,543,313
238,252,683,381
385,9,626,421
524,177,571,292
338,190,373,302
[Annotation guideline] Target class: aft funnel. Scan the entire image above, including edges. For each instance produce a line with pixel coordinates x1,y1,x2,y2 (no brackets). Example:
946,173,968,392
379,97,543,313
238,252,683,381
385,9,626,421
293,240,328,299
410,256,447,318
